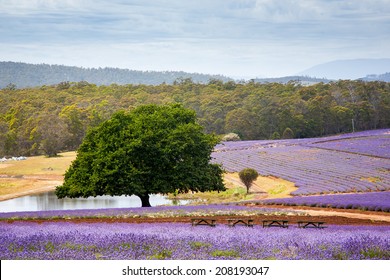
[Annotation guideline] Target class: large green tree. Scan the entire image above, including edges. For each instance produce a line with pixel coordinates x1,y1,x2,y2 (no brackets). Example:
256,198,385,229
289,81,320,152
55,104,225,207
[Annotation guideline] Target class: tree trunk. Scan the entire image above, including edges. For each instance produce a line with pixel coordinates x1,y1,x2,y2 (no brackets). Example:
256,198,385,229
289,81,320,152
139,194,152,207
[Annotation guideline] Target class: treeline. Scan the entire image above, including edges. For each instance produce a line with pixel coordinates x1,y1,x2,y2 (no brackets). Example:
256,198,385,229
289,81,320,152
0,79,389,157
0,61,230,88
254,76,332,84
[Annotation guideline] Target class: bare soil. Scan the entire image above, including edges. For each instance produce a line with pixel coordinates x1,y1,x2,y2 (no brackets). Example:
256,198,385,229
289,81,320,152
0,175,61,201
4,210,390,226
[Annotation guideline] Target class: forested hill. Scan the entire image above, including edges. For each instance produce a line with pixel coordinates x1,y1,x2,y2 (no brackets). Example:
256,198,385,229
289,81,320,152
361,72,390,82
254,76,332,85
1,79,389,157
0,61,231,88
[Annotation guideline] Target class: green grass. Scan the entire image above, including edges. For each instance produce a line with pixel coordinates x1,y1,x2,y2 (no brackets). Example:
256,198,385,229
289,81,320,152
149,249,173,260
269,185,287,195
0,151,76,176
211,249,240,258
168,187,254,204
189,241,212,250
361,177,382,183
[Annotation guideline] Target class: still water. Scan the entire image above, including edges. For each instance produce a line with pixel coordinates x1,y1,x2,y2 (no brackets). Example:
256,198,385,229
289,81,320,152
0,192,185,213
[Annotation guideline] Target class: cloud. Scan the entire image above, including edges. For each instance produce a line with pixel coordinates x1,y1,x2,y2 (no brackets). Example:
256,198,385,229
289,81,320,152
2,0,389,42
0,0,91,13
0,0,389,77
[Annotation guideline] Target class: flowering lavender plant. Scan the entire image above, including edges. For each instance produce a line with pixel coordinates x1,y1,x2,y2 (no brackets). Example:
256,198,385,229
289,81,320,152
260,191,390,212
1,222,389,260
0,204,305,220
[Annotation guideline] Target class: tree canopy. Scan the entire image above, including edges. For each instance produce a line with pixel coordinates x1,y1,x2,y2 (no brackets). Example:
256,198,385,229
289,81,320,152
55,104,225,207
239,168,259,194
1,79,389,157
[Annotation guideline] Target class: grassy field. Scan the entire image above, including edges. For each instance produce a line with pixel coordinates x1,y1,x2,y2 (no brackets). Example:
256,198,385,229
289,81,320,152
224,172,297,198
167,173,296,203
0,152,76,200
0,151,76,176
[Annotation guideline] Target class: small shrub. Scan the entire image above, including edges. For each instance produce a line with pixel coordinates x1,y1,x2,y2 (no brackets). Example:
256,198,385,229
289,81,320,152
271,132,281,140
282,128,294,139
239,168,259,194
189,241,212,250
211,249,240,258
149,249,172,260
361,247,390,259
222,133,241,141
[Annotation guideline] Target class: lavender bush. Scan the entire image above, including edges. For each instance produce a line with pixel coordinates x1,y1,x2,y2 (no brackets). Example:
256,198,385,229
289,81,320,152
212,129,390,195
259,191,390,212
1,222,389,260
0,204,305,220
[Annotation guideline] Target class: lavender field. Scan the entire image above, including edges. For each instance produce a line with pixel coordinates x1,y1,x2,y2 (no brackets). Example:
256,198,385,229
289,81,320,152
212,129,390,195
260,191,390,212
1,222,389,260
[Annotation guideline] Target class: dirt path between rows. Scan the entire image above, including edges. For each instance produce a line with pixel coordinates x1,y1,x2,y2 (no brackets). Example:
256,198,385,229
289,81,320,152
4,213,389,226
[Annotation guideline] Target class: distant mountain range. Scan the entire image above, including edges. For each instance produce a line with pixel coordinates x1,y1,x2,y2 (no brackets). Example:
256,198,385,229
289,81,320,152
298,58,390,80
0,61,231,88
1,60,389,89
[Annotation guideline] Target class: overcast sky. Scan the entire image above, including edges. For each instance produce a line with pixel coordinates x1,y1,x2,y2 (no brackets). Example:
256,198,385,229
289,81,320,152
1,0,389,78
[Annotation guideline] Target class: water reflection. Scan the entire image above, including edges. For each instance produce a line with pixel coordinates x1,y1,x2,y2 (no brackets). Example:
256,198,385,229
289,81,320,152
0,192,185,212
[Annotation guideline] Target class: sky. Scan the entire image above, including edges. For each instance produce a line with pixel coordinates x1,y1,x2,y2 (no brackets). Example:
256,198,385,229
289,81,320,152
0,0,389,78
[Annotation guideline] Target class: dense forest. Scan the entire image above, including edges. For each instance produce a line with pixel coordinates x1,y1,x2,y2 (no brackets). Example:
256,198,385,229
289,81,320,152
0,79,389,157
0,62,230,88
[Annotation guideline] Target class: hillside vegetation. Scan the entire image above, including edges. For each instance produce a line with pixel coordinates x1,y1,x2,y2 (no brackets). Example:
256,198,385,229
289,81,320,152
0,79,389,157
0,61,230,88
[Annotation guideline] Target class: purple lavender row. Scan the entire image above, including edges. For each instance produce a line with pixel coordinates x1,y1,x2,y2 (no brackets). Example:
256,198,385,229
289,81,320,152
212,129,390,195
307,136,390,158
0,204,303,220
260,191,390,212
1,222,389,260
214,129,390,153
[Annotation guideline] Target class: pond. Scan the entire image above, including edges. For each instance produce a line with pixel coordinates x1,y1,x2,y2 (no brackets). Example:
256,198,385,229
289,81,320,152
0,192,189,213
